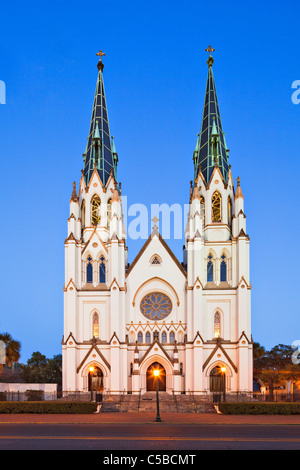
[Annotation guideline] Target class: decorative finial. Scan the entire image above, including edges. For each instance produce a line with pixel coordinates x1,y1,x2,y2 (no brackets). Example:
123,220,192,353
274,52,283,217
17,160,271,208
70,181,78,202
151,216,159,232
205,45,215,67
96,49,106,71
237,176,241,186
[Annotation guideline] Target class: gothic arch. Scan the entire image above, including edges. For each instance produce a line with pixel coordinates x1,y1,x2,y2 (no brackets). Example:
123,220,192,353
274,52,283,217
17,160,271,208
205,360,233,381
132,277,180,307
91,194,101,225
211,190,222,222
149,254,162,265
81,361,108,392
90,309,100,338
139,353,173,381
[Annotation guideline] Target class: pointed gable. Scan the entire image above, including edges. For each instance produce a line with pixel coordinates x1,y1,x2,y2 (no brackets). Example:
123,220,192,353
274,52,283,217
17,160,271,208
126,231,187,279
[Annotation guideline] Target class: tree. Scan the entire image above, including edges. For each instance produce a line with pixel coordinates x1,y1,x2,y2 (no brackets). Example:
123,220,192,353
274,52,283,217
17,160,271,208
21,352,62,386
0,333,21,372
254,343,300,396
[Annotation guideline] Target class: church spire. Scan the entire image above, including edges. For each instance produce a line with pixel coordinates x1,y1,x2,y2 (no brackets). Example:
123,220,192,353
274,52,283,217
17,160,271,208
83,51,118,187
194,46,229,184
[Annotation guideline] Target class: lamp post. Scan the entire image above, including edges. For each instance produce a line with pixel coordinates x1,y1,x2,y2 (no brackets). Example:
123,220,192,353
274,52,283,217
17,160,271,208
221,366,226,402
154,369,162,422
89,366,94,401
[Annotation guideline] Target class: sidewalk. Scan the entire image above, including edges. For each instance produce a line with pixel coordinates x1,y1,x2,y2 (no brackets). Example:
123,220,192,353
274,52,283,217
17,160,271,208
0,412,299,425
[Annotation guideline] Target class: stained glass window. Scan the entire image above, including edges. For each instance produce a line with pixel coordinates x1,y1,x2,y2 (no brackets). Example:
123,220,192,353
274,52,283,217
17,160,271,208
214,311,221,338
146,332,151,343
200,196,205,225
87,256,93,283
227,196,232,225
220,255,227,282
93,312,99,338
212,191,222,222
140,293,172,321
81,200,86,230
99,256,106,284
207,254,213,282
91,195,101,226
170,331,175,344
162,331,167,343
138,332,143,343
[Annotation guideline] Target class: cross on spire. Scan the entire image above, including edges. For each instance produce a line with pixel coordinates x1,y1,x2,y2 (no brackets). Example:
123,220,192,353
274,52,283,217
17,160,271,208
96,50,106,61
151,216,159,232
205,45,215,56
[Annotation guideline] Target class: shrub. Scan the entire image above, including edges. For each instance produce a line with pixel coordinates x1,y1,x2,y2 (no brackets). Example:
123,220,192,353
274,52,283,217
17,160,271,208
25,390,44,401
218,402,300,415
0,401,98,414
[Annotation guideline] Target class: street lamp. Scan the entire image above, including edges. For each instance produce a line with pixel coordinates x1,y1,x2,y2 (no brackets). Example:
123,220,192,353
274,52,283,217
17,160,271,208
89,366,94,401
154,369,162,422
221,366,226,402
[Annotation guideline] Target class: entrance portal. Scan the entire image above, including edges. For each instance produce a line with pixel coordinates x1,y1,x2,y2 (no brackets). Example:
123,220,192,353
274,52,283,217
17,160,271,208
146,362,166,391
210,365,226,402
88,366,103,392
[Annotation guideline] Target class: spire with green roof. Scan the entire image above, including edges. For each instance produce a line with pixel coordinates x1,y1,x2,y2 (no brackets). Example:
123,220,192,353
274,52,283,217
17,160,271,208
193,46,229,184
82,51,118,186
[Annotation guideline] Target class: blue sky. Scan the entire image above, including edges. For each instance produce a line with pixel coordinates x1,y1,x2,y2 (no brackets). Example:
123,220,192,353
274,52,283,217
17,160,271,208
0,0,299,362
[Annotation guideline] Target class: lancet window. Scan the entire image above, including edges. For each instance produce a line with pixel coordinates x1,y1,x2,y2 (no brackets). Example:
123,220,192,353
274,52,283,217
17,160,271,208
93,312,99,338
91,195,101,226
207,254,214,282
212,191,222,222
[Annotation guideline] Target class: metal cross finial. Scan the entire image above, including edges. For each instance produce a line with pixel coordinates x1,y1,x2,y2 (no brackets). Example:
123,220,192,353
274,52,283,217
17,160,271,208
96,50,106,61
151,216,159,232
205,45,215,56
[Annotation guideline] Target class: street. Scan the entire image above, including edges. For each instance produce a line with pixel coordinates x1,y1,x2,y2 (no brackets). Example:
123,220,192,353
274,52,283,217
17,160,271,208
0,422,299,451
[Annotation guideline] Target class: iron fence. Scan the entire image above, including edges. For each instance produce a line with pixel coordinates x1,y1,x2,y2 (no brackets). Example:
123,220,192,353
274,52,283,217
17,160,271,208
0,389,299,403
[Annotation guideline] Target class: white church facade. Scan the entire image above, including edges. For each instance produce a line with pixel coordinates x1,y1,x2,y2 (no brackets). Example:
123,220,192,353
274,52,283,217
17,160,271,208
62,49,253,396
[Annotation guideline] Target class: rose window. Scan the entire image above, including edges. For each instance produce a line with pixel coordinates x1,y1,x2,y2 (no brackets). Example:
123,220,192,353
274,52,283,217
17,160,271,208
140,293,172,320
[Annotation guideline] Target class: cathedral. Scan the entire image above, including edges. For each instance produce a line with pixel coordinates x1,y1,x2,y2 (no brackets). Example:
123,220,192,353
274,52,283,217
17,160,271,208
62,48,253,397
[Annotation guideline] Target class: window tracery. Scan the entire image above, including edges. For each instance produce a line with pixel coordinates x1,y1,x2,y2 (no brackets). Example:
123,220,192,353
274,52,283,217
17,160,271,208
212,191,222,222
140,293,172,321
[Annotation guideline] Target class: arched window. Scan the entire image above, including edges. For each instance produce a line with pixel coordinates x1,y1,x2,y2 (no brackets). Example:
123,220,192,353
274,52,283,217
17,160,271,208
93,312,99,338
212,191,222,222
214,311,221,338
81,200,86,230
138,332,143,343
170,331,175,344
207,254,214,282
162,331,167,343
150,254,162,265
220,254,227,282
99,256,106,284
200,196,205,225
146,332,151,343
87,256,93,283
107,198,112,228
227,196,232,225
91,195,101,226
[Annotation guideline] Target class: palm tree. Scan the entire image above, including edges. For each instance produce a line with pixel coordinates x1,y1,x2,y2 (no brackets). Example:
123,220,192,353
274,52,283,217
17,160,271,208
0,333,21,370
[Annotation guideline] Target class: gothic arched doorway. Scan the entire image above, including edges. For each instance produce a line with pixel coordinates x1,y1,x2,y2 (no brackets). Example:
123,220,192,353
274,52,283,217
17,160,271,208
209,365,226,401
88,366,104,392
146,362,166,391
